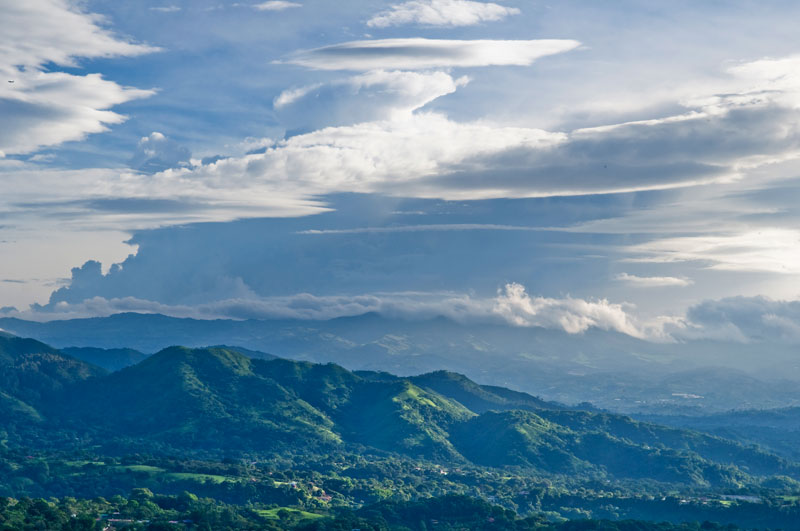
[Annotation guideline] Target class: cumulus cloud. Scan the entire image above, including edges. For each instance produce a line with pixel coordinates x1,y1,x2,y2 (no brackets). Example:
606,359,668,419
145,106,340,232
615,273,693,288
367,0,520,28
275,70,469,131
152,113,567,201
493,283,658,339
0,0,157,156
285,38,581,71
130,132,192,173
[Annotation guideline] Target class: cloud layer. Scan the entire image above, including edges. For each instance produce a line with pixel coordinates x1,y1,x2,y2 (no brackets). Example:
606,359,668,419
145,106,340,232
10,281,663,341
679,296,800,343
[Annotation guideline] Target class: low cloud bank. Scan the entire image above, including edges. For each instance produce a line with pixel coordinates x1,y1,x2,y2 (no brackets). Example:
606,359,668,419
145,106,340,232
4,282,667,341
7,283,800,346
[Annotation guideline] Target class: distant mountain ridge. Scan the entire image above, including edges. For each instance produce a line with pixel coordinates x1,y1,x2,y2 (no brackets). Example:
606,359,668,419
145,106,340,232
4,311,800,413
1,333,798,488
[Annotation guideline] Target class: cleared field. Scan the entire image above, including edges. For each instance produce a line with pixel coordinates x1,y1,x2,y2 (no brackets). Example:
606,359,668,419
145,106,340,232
256,508,325,520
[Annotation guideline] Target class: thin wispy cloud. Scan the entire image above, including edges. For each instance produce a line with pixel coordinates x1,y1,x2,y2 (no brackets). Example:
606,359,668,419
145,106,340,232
274,70,470,130
627,229,800,274
367,0,520,28
615,273,693,288
297,224,548,235
285,38,581,70
253,1,301,11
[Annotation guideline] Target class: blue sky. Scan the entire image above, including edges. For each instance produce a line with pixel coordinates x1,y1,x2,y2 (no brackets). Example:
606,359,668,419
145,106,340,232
3,0,800,344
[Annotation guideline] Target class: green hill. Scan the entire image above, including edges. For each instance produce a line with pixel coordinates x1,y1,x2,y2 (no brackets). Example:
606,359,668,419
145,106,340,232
450,410,750,486
0,334,105,412
4,338,800,487
409,370,562,413
60,346,341,451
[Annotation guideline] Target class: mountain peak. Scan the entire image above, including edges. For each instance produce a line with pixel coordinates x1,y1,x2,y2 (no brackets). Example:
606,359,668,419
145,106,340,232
140,345,253,376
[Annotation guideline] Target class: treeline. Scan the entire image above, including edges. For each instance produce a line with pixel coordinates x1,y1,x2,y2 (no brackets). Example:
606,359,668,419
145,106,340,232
0,493,743,531
3,448,800,528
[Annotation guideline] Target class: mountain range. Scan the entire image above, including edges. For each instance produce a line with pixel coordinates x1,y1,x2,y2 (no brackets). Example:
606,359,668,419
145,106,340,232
3,312,800,414
1,332,798,488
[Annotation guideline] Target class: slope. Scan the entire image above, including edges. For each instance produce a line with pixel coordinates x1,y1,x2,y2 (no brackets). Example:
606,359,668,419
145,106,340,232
0,334,105,411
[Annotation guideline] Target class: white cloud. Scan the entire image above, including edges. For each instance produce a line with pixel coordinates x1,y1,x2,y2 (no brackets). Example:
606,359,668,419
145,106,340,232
627,229,800,275
149,6,181,12
8,282,665,341
274,70,469,130
0,71,154,156
0,0,157,156
253,1,301,11
367,0,520,28
6,51,800,236
615,273,693,288
153,112,567,201
0,0,157,70
285,38,581,71
493,283,660,339
18,282,800,346
130,131,192,172
675,296,800,343
297,224,546,235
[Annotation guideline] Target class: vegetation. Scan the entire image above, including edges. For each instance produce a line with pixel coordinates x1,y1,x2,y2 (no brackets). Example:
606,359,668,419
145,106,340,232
3,335,800,528
0,493,752,531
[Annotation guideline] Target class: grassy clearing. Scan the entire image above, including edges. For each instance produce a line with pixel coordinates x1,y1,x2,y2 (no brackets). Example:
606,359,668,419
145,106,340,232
110,465,165,473
166,472,236,484
256,508,325,520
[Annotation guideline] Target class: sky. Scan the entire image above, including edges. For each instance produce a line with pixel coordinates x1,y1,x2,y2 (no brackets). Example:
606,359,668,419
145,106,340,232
3,0,800,344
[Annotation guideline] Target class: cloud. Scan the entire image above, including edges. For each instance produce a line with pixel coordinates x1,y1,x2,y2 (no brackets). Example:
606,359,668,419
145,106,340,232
253,1,301,11
7,50,800,237
677,296,800,343
367,0,520,28
130,132,192,173
493,283,658,339
154,112,568,201
0,0,157,155
627,229,800,274
274,70,469,131
297,224,546,235
36,289,800,346
0,72,154,156
0,0,157,70
615,273,693,288
284,38,581,71
149,6,181,12
14,281,664,340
